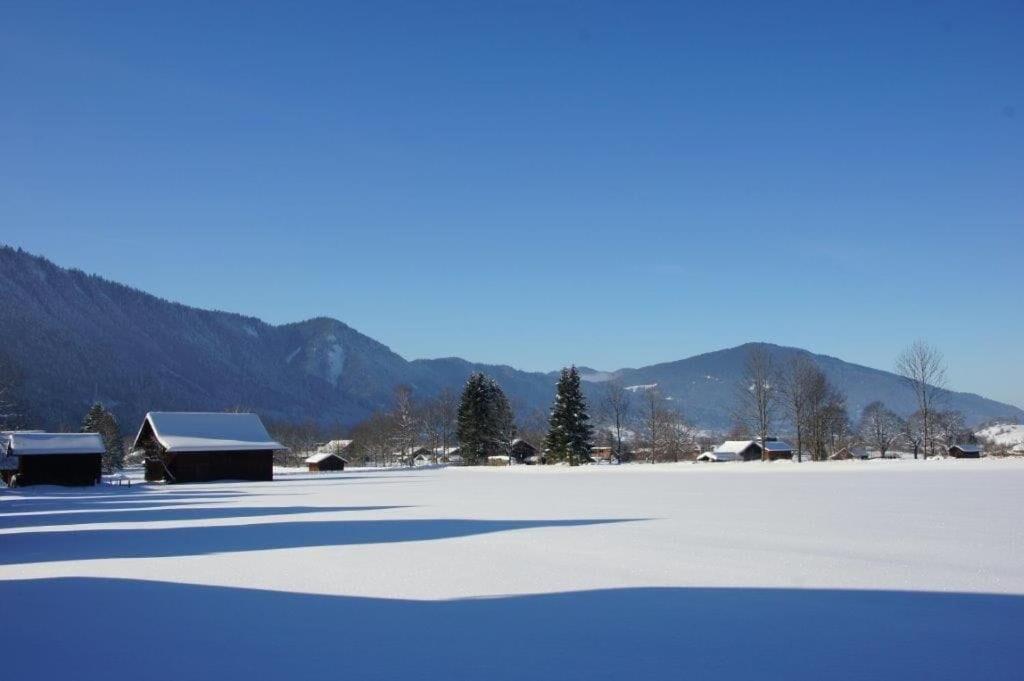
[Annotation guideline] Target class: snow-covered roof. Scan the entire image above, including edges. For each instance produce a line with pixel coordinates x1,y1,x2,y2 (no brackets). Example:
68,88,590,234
136,412,283,453
8,432,105,456
714,440,759,454
714,439,792,455
949,444,982,453
317,439,353,454
305,451,348,464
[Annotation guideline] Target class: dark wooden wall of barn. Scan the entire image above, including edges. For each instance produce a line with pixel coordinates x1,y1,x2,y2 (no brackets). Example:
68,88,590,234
17,454,102,486
310,457,346,472
165,450,274,483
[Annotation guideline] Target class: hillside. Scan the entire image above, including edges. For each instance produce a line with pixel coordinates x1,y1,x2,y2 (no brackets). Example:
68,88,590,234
1,246,1020,431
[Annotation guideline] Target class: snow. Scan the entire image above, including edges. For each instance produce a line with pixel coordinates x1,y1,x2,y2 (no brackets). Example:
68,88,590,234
317,439,353,453
304,452,347,464
714,439,792,456
624,383,657,392
2,461,1024,679
976,423,1024,446
7,432,105,455
135,412,283,453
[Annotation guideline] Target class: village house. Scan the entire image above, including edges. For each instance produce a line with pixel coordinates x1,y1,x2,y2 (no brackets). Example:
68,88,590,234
699,439,794,462
948,444,982,459
589,446,618,464
305,451,347,472
1,432,104,486
316,439,353,455
132,412,283,483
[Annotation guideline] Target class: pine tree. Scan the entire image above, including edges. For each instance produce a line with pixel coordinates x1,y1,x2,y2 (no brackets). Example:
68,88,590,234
456,373,515,465
82,402,123,472
545,366,594,466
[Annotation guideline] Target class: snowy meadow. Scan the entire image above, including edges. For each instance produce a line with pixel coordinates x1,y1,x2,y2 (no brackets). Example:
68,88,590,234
3,461,1023,680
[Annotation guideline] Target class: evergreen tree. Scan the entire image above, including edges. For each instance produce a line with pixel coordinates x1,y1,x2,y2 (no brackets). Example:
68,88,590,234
456,373,515,465
82,402,123,472
545,366,594,466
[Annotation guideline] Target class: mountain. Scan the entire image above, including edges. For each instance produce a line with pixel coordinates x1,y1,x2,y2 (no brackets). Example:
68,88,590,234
1,245,1020,433
585,346,1023,430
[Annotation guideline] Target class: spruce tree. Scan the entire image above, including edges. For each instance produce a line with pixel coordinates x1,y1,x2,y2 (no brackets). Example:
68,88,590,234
456,373,515,465
82,402,123,472
545,366,594,466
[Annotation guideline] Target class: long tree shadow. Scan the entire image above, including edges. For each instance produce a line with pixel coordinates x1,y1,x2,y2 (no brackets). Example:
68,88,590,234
1,518,639,565
0,489,253,513
0,505,410,530
2,578,1020,680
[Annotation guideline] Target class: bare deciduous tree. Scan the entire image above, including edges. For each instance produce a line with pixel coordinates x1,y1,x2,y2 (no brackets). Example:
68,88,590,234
639,388,695,462
896,340,947,459
598,379,632,461
734,346,778,461
391,385,421,467
858,401,903,459
423,388,458,460
349,411,398,467
779,355,818,462
935,409,968,452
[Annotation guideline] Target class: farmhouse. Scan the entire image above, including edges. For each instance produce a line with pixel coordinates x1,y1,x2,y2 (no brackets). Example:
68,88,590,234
316,439,353,455
707,439,794,462
305,451,347,472
2,432,104,486
949,444,982,459
132,412,282,483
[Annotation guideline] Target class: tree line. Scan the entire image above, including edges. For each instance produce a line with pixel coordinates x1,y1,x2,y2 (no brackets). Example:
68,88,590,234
0,339,1004,470
733,340,975,461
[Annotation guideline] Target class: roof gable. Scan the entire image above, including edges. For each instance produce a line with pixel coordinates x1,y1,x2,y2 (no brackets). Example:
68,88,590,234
137,412,283,453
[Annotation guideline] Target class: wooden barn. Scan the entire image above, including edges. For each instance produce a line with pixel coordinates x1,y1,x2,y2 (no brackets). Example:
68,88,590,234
3,432,104,486
510,438,538,463
131,412,283,483
305,451,347,472
949,444,982,459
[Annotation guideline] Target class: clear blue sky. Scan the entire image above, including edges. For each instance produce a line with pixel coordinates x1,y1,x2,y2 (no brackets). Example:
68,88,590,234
2,1,1022,407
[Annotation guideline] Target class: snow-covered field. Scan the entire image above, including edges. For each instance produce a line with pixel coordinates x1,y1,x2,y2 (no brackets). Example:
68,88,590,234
3,461,1024,680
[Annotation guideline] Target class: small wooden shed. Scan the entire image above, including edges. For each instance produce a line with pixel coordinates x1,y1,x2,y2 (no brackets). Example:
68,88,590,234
4,432,104,486
510,439,538,463
132,412,282,483
949,444,982,459
306,451,347,472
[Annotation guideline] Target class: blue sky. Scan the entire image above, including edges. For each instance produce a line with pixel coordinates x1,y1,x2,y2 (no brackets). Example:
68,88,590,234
2,1,1022,406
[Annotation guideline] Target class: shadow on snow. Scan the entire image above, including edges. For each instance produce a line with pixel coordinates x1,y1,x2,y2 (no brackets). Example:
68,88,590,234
0,518,637,565
1,578,1020,681
0,505,411,530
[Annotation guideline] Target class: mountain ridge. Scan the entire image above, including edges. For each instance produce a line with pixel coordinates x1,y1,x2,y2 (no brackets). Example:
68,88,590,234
1,245,1020,431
